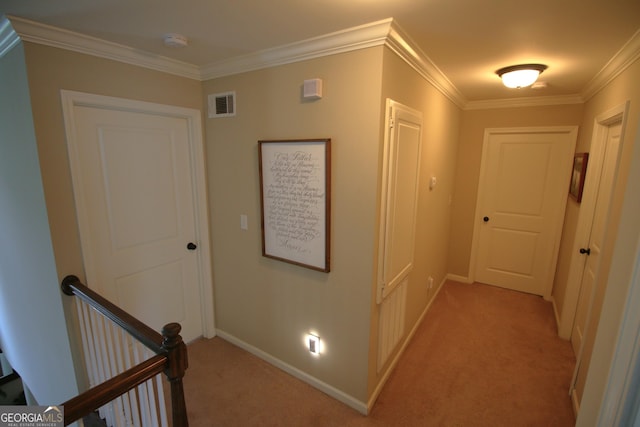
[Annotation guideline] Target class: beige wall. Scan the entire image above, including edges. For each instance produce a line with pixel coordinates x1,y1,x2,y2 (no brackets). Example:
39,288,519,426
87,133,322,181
203,48,384,402
22,42,203,284
0,41,79,404
367,48,462,399
448,104,584,279
569,57,640,403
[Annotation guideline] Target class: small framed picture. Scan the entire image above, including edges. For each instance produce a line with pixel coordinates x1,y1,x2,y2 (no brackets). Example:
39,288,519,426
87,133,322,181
569,153,589,203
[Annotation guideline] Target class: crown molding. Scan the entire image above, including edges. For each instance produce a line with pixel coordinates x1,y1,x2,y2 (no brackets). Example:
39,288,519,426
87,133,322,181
6,15,466,108
8,13,631,110
464,94,584,110
200,18,393,80
199,18,468,108
582,28,640,101
0,15,20,58
385,22,467,108
7,15,201,80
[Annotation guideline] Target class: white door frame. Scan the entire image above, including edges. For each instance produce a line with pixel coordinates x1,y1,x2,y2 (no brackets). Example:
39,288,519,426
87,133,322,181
60,89,216,339
575,101,638,426
557,102,629,340
468,126,577,299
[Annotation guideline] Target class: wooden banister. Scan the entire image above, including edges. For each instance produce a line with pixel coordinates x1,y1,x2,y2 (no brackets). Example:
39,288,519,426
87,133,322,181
162,323,189,426
62,355,166,424
61,275,189,427
61,275,163,353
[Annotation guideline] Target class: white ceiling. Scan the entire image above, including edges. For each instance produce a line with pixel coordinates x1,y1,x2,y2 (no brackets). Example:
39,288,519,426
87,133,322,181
2,0,639,103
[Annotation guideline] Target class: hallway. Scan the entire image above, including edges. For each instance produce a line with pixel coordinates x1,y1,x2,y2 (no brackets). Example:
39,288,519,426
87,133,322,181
183,281,576,426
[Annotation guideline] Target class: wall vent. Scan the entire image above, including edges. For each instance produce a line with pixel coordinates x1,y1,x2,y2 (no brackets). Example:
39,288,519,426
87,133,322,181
208,91,236,118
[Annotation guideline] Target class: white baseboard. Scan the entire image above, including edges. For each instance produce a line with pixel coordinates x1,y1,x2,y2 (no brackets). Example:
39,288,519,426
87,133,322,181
550,296,563,335
446,273,472,284
571,387,580,418
214,329,368,415
366,276,447,412
216,276,450,416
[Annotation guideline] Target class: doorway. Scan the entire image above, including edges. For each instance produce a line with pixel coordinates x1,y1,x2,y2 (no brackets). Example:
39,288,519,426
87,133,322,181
61,90,215,342
470,126,578,297
564,103,629,413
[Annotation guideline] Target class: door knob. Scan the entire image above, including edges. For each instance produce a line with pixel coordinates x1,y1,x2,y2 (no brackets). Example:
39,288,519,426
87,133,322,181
483,216,490,222
187,242,197,250
579,248,591,255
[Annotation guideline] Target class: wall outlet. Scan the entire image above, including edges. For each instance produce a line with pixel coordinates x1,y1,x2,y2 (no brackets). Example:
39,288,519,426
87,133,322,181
427,276,434,290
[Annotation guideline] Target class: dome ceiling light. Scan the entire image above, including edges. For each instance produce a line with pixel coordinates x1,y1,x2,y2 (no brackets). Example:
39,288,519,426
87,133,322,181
496,64,548,89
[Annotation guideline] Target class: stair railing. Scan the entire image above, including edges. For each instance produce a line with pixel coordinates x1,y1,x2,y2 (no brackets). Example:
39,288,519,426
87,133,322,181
60,275,188,427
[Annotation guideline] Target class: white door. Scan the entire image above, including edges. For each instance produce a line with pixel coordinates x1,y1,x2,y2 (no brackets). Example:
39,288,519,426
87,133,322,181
62,91,213,343
473,127,577,296
570,123,621,355
377,99,422,302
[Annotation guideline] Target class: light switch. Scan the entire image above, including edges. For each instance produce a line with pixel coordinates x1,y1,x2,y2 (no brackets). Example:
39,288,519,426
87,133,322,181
240,214,248,230
429,176,437,190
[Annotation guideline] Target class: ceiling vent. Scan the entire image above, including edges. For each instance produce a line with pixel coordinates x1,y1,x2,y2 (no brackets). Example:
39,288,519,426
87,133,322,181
208,91,236,118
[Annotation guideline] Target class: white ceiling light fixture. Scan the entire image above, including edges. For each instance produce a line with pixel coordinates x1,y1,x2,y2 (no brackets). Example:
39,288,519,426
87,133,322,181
163,33,188,48
496,64,548,89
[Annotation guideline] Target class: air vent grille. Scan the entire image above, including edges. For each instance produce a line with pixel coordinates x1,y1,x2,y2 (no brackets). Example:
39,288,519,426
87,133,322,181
208,91,236,118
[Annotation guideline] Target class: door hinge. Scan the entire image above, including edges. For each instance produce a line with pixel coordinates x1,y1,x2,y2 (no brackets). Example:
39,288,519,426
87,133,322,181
389,117,395,128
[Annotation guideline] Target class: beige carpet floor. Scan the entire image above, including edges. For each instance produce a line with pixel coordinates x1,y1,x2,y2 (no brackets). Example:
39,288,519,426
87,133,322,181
182,281,576,426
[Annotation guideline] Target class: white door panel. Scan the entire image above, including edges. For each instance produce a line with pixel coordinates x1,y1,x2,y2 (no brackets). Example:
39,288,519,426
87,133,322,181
474,128,577,296
63,93,210,343
377,99,422,302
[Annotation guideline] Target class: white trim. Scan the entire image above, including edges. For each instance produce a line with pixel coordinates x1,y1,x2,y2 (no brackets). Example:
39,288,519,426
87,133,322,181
464,94,584,110
6,15,469,107
549,295,562,332
7,15,201,80
572,388,581,418
446,273,473,284
384,23,466,108
59,90,216,339
367,276,446,412
582,29,640,102
200,18,392,80
6,15,639,109
0,15,20,58
214,329,368,415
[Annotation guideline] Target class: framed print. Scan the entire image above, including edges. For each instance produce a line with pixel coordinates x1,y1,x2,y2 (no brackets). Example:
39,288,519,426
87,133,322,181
258,139,331,272
569,153,589,202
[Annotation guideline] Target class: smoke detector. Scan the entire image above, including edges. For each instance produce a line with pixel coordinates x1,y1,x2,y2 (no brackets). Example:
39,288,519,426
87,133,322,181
163,33,188,48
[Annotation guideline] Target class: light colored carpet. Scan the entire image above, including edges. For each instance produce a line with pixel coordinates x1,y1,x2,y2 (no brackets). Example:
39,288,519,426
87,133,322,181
182,281,576,426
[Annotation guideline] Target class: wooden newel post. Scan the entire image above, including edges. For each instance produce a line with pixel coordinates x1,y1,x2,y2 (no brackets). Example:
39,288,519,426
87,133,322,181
162,322,189,427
